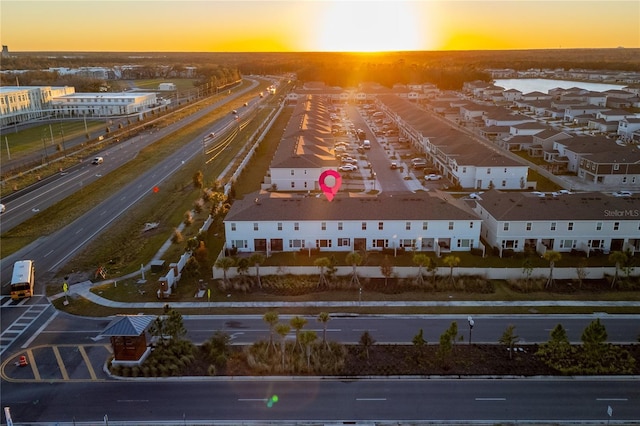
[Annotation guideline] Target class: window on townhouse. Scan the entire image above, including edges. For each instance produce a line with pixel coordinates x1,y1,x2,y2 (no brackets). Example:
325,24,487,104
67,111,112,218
290,169,294,175
462,167,467,173
338,238,350,247
277,223,282,231
294,222,299,231
526,222,532,231
406,222,411,231
304,182,308,188
613,164,619,171
501,180,506,187
487,168,491,174
457,239,472,248
289,239,305,248
596,222,602,231
551,222,556,231
504,168,507,173
449,222,454,230
338,222,343,231
316,239,332,248
291,182,295,188
568,222,574,231
503,223,509,231
400,239,416,248
321,222,326,231
362,222,367,230
423,221,428,230
614,222,620,231
560,239,576,249
231,223,236,231
502,240,518,249
469,222,474,228
232,240,247,249
622,177,627,183
378,222,384,230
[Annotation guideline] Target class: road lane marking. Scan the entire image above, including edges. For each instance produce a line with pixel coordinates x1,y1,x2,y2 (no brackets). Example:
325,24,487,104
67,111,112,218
27,349,41,381
356,398,387,401
52,346,70,380
476,398,506,401
79,345,98,381
118,400,149,403
238,398,268,402
597,398,628,401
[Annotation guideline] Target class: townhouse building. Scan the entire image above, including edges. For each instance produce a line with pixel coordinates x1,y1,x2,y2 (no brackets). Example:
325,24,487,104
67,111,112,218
617,118,640,141
376,95,529,190
224,190,481,255
473,190,640,257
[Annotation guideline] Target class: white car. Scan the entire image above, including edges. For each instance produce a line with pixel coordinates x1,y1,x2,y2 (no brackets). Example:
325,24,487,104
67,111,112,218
469,192,483,199
339,164,358,172
613,190,632,197
0,203,5,214
341,157,357,164
335,145,347,152
425,174,442,181
531,191,546,197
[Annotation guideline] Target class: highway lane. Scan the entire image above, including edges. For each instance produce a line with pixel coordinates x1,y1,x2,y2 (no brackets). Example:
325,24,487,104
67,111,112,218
2,378,638,423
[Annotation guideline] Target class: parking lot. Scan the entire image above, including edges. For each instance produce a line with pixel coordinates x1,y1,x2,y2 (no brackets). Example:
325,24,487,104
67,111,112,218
1,344,112,383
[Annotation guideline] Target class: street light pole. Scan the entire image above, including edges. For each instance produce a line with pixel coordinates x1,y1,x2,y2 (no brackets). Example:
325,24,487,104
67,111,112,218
468,316,474,345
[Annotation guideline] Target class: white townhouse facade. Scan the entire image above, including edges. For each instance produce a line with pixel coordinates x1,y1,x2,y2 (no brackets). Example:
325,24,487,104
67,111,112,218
50,92,159,117
224,191,481,255
473,190,640,257
0,85,75,127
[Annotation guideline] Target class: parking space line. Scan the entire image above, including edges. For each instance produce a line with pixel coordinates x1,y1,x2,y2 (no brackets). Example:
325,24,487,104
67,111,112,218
79,345,98,381
52,346,70,380
26,349,41,381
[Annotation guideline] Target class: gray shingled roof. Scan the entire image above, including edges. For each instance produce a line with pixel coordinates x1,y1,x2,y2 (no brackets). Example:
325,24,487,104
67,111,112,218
225,191,479,222
102,315,155,336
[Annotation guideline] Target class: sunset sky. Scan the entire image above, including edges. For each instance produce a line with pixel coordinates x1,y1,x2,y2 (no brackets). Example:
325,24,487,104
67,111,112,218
1,0,638,52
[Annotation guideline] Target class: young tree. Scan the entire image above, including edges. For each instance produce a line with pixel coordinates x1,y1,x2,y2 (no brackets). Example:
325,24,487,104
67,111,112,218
436,329,453,367
380,255,394,287
581,318,608,355
412,253,430,287
317,312,331,347
275,323,291,370
248,253,265,289
214,256,235,287
442,255,460,284
608,250,628,288
522,258,533,290
412,328,427,362
299,330,317,369
290,315,307,353
499,324,519,360
345,251,362,287
314,257,332,288
359,331,375,361
193,170,204,189
575,258,589,289
447,321,459,351
263,310,279,352
543,250,562,288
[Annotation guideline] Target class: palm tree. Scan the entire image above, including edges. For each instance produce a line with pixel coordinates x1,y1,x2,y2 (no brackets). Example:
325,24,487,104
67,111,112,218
290,316,307,353
345,251,362,287
314,257,332,288
317,312,330,348
608,250,628,288
214,256,235,287
359,330,376,361
442,255,460,284
263,310,279,353
299,330,317,369
275,323,291,370
543,250,562,288
248,253,265,289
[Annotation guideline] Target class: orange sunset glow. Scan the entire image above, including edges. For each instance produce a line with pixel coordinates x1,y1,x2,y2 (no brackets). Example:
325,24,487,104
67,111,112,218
1,1,638,52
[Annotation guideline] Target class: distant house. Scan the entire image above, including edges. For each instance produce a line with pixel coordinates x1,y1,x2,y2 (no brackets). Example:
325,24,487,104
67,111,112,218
158,82,176,91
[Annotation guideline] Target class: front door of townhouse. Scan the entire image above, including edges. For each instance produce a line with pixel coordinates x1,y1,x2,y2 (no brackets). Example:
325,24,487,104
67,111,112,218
270,239,283,252
254,239,267,252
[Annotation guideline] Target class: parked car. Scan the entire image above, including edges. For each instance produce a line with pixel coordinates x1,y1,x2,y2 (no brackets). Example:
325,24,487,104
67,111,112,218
0,203,5,214
335,145,347,152
469,192,483,199
425,174,442,181
613,190,632,197
390,162,398,169
91,157,104,165
531,191,546,197
339,164,358,172
341,157,357,164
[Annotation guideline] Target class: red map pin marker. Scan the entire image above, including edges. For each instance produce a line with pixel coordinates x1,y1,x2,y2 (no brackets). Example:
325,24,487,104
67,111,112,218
153,186,159,193
319,170,342,202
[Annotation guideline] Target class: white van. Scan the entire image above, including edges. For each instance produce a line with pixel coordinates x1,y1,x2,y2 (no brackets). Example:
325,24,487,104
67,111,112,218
362,140,371,149
91,157,104,165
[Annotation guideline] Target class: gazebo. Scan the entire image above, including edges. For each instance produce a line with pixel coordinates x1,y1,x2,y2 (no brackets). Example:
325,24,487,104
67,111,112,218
102,315,155,366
